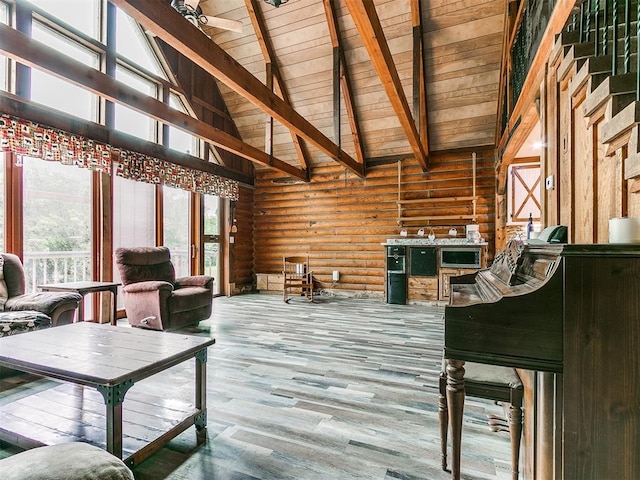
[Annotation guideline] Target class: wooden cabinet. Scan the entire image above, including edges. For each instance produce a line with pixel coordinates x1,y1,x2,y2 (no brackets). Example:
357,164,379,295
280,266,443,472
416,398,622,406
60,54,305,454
407,276,438,301
256,273,283,293
439,268,476,300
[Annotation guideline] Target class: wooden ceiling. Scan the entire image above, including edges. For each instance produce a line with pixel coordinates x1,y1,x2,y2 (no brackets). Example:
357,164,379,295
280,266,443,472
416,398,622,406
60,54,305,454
128,0,506,178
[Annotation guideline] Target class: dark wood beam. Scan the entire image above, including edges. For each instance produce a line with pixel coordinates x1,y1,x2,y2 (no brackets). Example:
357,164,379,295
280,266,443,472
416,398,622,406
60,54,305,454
411,0,429,151
0,90,254,186
245,0,311,175
0,23,306,181
112,0,363,177
323,0,365,166
344,0,428,171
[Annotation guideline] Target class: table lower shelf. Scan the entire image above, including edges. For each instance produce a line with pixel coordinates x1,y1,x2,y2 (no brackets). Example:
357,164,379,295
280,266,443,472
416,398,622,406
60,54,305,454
0,374,202,467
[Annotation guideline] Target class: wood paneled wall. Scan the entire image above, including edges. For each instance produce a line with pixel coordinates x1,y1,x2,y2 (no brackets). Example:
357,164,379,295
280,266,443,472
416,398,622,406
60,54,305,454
251,151,495,296
230,185,255,293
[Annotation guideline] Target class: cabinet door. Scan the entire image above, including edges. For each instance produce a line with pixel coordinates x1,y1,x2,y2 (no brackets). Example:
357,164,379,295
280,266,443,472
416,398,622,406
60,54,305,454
439,268,461,300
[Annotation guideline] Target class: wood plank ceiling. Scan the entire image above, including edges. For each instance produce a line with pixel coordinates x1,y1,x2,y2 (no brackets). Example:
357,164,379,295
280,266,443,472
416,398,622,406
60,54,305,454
142,0,506,179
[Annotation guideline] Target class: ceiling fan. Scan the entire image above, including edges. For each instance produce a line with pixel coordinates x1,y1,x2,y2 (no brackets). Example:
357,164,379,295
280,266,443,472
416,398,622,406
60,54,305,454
170,0,243,33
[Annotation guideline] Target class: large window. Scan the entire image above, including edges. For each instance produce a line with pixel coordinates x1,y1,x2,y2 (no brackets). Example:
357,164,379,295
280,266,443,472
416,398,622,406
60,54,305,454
33,0,101,40
203,195,221,295
22,157,92,293
30,22,99,120
1,1,8,92
163,186,190,278
115,7,163,76
113,176,156,307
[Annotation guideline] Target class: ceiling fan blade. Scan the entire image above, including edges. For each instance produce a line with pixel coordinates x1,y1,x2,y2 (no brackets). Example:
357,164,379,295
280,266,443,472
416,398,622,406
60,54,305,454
201,15,243,33
184,0,200,10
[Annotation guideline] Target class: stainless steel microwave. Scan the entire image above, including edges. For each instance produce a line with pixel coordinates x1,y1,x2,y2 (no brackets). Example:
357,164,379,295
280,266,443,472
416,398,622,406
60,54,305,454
439,247,482,269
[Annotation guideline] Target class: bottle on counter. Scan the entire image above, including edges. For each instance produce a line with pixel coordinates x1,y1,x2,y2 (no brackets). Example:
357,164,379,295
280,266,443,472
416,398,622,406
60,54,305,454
527,213,534,239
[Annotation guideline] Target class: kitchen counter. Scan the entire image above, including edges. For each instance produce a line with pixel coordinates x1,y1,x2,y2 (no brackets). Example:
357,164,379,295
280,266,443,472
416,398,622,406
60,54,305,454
382,238,488,246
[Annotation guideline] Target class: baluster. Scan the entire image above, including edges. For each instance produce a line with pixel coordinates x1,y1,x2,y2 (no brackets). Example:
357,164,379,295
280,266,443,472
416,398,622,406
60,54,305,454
54,258,59,283
603,0,608,55
586,0,592,43
580,1,586,43
593,0,600,57
624,0,631,73
613,0,619,75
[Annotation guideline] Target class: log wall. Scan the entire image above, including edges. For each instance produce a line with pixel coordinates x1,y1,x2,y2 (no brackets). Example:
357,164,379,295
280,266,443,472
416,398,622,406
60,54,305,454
252,150,496,296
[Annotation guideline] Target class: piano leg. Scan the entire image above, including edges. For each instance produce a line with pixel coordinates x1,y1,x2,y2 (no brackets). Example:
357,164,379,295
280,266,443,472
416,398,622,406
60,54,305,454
446,359,465,480
508,402,523,480
438,373,449,471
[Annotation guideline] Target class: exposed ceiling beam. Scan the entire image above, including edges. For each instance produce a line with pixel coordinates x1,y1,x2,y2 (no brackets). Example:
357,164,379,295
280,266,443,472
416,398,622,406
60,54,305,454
344,0,429,171
0,24,307,181
411,0,429,152
112,0,364,178
323,0,366,166
0,91,254,186
245,0,311,176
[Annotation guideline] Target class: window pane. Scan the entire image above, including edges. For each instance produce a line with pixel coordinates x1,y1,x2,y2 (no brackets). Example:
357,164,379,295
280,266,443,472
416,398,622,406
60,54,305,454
168,94,198,153
22,157,92,293
32,21,99,68
114,67,157,141
203,195,221,295
1,2,8,92
116,66,156,96
113,175,156,308
0,153,5,252
115,7,163,76
32,0,100,39
163,186,190,277
31,70,97,120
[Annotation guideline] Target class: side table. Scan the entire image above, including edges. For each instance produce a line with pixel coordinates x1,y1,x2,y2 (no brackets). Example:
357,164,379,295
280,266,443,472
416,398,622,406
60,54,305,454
38,281,121,326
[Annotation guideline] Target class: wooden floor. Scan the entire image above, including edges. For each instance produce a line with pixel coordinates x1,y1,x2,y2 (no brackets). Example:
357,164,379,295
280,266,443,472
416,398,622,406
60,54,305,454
0,294,515,479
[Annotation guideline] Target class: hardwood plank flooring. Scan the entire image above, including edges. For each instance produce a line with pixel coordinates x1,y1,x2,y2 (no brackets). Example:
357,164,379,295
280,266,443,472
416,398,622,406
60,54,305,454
0,294,515,479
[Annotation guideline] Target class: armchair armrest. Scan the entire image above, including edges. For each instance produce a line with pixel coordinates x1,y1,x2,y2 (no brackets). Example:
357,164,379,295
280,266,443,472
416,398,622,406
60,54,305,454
123,280,174,294
175,276,214,290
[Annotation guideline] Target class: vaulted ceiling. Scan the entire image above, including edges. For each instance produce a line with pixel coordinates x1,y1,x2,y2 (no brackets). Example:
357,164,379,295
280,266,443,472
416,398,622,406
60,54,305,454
121,0,506,179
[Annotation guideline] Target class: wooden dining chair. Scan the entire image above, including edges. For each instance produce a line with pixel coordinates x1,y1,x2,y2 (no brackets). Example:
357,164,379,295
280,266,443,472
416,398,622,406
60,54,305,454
282,256,313,303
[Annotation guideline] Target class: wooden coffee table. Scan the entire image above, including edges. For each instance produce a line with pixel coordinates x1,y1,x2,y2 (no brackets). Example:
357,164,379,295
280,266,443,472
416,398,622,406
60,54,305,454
0,322,215,467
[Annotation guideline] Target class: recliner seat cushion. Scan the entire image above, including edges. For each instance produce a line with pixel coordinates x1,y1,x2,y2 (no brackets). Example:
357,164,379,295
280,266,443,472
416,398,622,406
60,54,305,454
6,291,83,315
168,286,212,313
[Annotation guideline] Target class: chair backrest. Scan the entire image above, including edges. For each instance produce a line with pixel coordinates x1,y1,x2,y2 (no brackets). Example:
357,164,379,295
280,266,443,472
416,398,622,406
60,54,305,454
283,256,310,277
0,253,26,297
115,246,176,286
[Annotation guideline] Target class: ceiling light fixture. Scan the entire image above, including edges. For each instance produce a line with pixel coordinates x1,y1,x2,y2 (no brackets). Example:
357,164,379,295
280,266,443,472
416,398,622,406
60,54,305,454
170,0,243,33
263,0,289,7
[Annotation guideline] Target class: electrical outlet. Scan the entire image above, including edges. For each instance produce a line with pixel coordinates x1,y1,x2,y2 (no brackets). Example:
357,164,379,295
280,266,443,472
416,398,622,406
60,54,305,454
545,175,555,190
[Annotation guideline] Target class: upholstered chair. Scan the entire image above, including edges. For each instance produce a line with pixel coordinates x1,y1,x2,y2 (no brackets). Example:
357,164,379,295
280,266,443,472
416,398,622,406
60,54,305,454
0,253,82,326
114,246,214,331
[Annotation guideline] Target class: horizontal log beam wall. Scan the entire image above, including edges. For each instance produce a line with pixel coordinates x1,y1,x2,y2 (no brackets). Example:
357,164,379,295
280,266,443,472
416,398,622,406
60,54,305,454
232,186,255,292
253,153,495,296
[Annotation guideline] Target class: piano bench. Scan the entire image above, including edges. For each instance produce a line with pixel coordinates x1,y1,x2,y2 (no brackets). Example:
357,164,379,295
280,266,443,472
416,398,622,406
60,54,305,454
439,359,523,480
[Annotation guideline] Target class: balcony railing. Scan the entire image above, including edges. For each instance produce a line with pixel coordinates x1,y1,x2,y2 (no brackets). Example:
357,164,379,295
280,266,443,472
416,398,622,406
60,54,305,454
23,251,91,293
23,248,206,294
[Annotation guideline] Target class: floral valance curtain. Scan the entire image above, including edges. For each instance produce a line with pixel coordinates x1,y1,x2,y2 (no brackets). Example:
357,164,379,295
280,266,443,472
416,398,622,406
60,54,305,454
0,114,239,200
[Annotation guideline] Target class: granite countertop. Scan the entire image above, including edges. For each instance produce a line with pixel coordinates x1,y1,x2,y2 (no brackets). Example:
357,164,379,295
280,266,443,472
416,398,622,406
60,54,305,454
383,238,487,246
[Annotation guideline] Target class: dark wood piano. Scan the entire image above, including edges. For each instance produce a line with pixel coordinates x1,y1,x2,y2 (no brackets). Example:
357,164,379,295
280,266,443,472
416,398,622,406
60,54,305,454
444,241,640,480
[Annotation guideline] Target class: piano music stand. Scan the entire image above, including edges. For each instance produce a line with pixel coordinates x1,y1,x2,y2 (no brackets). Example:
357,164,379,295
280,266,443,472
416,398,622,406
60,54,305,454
439,359,523,480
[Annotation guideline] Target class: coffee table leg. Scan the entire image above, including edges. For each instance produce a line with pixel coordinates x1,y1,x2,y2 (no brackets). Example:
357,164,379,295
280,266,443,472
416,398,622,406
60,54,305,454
98,380,134,459
195,349,208,444
111,288,118,326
